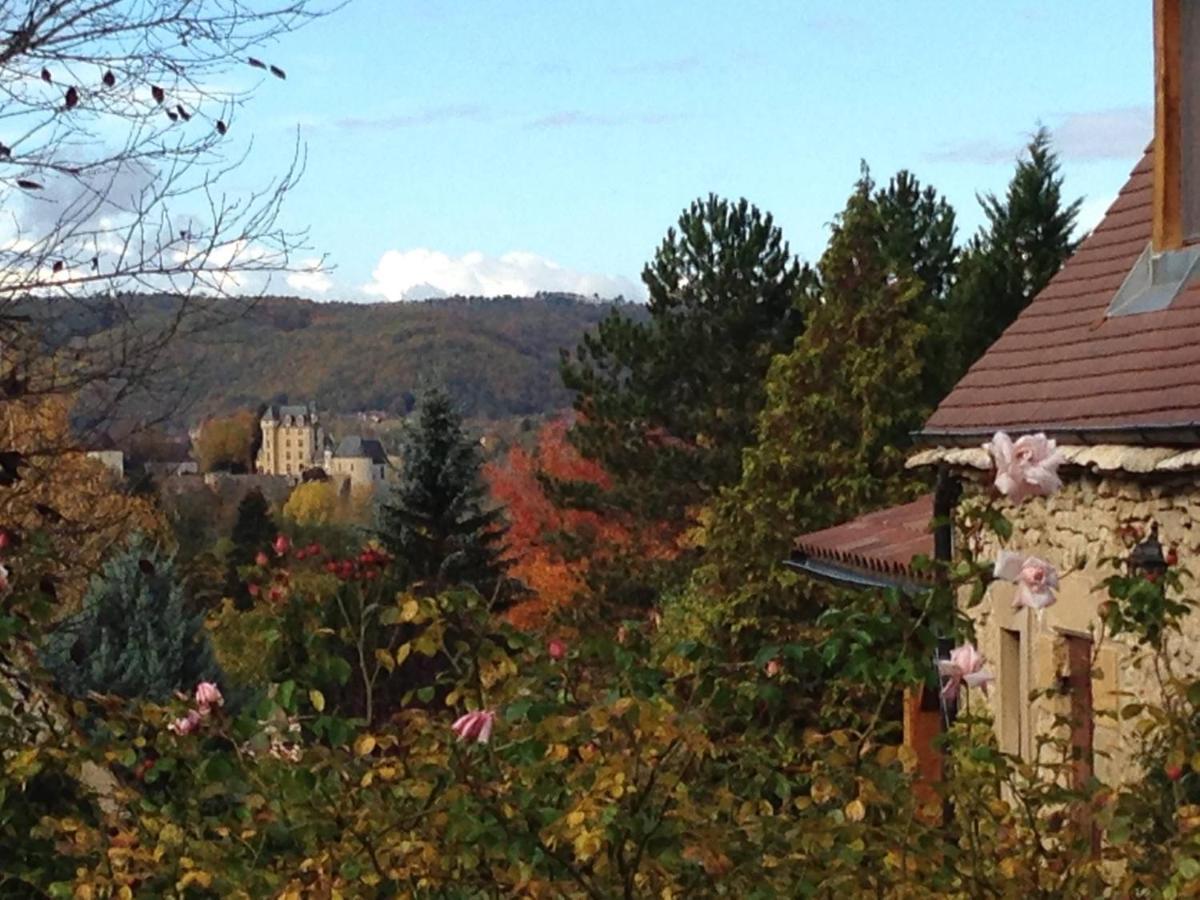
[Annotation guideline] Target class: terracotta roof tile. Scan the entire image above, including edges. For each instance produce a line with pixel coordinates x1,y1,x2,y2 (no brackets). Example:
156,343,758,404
791,495,935,586
923,148,1200,439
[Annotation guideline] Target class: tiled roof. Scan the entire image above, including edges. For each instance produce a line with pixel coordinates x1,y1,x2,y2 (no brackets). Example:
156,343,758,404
790,495,935,590
923,148,1200,442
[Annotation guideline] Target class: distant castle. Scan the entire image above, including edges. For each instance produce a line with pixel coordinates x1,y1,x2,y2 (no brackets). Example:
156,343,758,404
256,403,390,487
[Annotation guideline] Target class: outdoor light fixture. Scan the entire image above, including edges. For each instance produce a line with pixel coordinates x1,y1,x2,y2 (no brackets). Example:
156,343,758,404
1129,522,1169,579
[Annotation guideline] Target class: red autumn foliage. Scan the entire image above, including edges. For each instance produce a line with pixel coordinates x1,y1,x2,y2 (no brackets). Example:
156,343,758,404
486,417,677,629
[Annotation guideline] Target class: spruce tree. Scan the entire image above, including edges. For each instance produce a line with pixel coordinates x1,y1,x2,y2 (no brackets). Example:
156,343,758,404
951,127,1081,371
42,534,221,701
378,386,509,595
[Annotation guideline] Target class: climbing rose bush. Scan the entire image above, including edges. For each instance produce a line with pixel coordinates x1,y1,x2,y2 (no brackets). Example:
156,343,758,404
994,550,1060,611
984,430,1063,502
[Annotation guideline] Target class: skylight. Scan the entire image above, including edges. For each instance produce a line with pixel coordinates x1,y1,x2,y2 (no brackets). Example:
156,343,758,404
1106,243,1200,317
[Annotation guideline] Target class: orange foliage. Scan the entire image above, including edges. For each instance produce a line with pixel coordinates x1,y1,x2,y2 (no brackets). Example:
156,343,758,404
0,396,164,609
486,417,676,629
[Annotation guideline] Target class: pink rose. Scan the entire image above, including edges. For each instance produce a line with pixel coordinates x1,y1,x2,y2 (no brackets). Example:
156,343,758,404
984,432,1063,504
938,643,994,702
548,638,567,661
273,534,290,557
195,681,223,711
451,709,497,744
169,709,203,735
255,551,270,568
994,551,1059,611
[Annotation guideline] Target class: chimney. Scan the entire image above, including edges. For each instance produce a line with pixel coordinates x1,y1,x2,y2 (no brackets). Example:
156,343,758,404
1154,0,1200,249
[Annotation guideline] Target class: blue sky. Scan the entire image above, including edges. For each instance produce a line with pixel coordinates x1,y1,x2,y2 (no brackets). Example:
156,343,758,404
246,0,1153,301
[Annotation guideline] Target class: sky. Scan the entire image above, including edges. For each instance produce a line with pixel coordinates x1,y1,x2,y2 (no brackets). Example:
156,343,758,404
236,0,1154,302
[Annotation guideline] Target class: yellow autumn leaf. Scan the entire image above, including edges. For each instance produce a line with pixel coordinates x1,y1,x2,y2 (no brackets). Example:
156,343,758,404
545,743,569,763
176,870,213,890
810,777,836,805
400,598,420,622
355,734,377,756
374,649,394,672
309,689,325,713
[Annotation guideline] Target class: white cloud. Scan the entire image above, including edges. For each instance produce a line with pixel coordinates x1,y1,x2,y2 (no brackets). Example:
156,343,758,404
287,258,333,295
362,248,642,301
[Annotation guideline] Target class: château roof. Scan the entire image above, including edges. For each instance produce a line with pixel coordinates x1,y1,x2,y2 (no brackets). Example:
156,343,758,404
263,402,318,424
333,436,388,464
922,148,1200,445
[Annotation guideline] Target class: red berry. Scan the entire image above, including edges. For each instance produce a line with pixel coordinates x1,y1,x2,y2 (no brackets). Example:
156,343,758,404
1167,764,1184,782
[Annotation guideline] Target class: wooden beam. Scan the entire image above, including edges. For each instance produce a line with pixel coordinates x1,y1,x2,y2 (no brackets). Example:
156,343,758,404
1155,0,1184,251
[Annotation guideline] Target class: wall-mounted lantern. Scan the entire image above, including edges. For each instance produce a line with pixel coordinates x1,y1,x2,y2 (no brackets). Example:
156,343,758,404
1129,522,1169,580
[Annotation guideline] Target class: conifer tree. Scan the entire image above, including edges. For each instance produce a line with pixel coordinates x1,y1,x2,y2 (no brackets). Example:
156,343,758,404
378,386,509,596
951,127,1081,371
561,194,810,525
225,487,277,608
42,534,220,701
230,488,276,567
681,174,928,642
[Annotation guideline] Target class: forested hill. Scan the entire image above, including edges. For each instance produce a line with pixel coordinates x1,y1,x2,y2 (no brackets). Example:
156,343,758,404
76,293,647,425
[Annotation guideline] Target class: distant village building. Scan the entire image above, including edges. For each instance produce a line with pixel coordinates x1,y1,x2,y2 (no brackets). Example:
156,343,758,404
256,403,332,479
325,436,391,489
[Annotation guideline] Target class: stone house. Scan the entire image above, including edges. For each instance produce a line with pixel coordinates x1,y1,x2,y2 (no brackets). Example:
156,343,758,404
792,0,1200,785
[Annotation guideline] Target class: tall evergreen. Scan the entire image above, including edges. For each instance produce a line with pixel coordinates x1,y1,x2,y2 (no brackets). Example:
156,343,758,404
42,534,221,701
870,168,960,407
561,194,810,525
682,173,929,642
229,488,276,567
226,487,276,608
951,127,1081,371
378,386,509,596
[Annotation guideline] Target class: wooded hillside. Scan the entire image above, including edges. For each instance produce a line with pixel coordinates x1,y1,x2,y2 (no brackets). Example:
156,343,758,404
42,293,646,425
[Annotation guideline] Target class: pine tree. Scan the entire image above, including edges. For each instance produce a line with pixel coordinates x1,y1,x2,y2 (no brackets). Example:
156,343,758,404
952,127,1081,371
378,386,509,595
561,194,810,525
42,534,221,701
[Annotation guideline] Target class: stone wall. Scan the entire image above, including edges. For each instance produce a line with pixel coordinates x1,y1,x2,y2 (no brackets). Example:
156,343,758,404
960,467,1200,784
